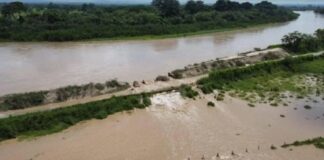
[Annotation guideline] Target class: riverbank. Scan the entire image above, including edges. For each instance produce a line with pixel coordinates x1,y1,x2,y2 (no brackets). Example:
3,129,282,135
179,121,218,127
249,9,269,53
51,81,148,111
81,21,284,42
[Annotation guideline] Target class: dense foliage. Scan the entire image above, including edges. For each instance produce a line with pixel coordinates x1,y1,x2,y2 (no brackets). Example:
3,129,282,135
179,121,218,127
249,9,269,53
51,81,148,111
0,93,151,141
0,0,298,41
197,53,324,94
282,29,324,53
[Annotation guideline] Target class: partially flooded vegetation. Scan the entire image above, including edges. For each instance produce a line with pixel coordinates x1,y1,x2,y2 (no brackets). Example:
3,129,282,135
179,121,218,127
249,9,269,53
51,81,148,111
198,54,324,106
282,137,324,149
0,80,129,111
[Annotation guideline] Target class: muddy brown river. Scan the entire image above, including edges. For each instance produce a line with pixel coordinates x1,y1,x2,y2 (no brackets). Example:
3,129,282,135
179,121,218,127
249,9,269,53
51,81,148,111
0,11,323,95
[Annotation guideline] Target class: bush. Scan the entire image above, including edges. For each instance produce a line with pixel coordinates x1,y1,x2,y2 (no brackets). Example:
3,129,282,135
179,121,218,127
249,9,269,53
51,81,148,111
304,105,312,110
1,92,47,110
207,101,215,107
179,84,198,99
94,83,105,90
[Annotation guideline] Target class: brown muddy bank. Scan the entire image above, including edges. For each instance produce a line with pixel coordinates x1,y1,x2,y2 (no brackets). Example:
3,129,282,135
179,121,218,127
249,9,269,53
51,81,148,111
169,48,289,79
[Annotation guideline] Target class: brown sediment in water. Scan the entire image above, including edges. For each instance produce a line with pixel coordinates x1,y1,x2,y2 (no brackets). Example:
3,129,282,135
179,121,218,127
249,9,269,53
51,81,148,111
0,93,323,160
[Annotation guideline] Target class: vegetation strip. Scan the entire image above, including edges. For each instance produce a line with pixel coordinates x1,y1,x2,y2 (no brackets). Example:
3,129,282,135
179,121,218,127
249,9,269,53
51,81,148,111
0,1,298,42
0,93,151,141
282,137,324,149
0,80,129,111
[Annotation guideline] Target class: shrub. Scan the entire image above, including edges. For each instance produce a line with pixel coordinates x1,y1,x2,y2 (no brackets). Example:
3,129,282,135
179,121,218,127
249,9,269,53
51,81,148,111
304,105,312,110
270,145,277,150
94,83,105,90
207,101,215,107
248,103,255,107
179,84,198,99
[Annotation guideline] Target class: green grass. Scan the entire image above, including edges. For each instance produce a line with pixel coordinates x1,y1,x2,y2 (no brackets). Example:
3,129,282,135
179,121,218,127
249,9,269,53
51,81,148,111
197,54,324,106
197,54,324,105
297,59,324,73
282,137,324,149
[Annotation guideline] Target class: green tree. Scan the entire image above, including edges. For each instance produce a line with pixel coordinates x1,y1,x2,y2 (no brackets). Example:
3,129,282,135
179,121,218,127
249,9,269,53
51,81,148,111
1,1,27,16
255,1,277,10
185,0,205,14
152,0,180,17
282,31,304,52
241,2,253,10
214,0,240,11
315,29,324,45
282,31,321,53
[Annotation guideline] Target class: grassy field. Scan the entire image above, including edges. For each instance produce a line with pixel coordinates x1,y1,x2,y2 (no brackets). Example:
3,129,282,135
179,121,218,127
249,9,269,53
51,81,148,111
198,53,324,105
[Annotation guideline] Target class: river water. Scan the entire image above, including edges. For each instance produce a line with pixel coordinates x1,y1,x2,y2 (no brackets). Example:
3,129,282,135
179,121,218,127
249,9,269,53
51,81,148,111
0,11,323,95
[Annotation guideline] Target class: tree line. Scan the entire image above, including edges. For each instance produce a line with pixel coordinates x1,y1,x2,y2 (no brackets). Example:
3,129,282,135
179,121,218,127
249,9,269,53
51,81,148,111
0,0,298,41
282,29,324,53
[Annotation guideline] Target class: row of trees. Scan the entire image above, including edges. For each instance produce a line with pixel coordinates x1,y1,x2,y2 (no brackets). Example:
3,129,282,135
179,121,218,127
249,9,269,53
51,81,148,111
152,0,278,17
282,29,324,53
0,1,298,41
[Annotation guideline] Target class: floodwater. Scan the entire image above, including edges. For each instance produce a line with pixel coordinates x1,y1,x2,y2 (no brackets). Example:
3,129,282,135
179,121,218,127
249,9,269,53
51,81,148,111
0,11,323,95
1,94,323,160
